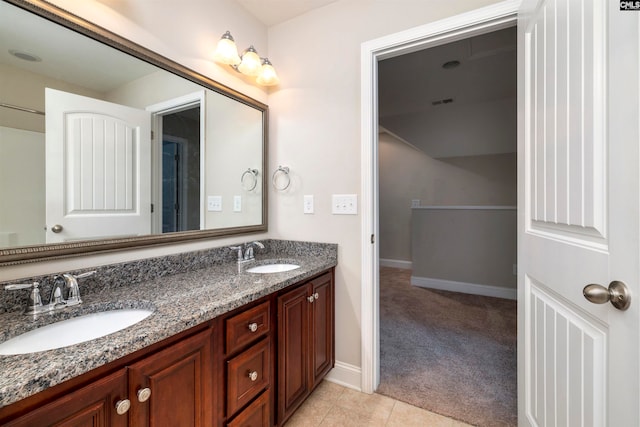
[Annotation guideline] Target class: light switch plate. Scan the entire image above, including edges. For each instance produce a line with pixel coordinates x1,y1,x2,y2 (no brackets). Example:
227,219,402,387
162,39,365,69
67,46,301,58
332,194,357,215
233,195,242,212
304,195,314,214
207,196,222,212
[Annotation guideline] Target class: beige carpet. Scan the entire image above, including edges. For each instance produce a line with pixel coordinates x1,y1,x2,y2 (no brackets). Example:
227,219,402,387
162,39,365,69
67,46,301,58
376,267,517,426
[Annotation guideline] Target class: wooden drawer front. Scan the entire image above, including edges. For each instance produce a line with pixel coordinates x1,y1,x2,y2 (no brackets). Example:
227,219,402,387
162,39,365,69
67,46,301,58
226,300,270,355
227,338,271,416
226,389,270,427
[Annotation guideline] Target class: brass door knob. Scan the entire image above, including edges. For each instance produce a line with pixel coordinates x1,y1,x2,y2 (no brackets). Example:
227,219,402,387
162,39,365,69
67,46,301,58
583,281,631,311
51,224,63,233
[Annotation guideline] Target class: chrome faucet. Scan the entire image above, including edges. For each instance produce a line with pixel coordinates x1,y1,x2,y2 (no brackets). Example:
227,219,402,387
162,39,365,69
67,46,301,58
4,270,96,315
229,241,265,263
49,276,66,309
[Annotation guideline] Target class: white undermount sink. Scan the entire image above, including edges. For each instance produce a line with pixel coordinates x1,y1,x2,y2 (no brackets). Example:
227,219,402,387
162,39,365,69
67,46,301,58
246,263,300,274
0,308,154,355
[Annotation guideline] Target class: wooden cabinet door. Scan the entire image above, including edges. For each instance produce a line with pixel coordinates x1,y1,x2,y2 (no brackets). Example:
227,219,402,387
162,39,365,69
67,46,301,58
3,369,128,427
128,328,213,427
277,285,310,423
310,273,334,386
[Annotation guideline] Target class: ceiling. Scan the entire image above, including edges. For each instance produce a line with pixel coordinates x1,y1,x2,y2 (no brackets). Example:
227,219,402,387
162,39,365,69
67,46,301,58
378,27,517,159
0,1,156,94
234,0,338,26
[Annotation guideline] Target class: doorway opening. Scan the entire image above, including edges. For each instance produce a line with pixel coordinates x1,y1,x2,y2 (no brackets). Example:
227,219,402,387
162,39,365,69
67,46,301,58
375,26,517,426
359,2,520,426
147,91,205,234
160,107,201,233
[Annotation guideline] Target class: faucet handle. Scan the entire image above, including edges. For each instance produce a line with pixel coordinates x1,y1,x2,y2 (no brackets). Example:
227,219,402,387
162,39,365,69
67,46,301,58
5,282,44,314
4,282,36,291
74,270,96,280
230,246,243,261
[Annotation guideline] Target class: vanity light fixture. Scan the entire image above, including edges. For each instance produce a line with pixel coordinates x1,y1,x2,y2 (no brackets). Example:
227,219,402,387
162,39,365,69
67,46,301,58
213,31,280,86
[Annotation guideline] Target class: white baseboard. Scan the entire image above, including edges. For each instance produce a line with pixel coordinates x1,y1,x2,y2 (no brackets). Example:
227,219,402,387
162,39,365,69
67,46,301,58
411,276,517,300
325,361,362,392
379,258,412,270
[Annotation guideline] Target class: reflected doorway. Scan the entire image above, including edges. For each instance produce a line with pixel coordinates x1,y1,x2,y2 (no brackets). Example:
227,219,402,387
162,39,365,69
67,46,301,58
161,107,201,233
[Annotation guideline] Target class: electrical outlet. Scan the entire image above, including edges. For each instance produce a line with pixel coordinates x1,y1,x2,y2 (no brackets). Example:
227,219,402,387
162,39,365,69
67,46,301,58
332,194,357,215
233,195,242,212
411,199,421,208
207,196,222,212
304,195,314,214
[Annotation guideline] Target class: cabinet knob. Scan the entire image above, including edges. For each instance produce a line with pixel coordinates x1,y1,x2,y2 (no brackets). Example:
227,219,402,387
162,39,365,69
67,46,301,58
248,322,258,332
248,370,259,381
137,387,152,402
307,295,315,303
115,399,131,415
314,292,319,300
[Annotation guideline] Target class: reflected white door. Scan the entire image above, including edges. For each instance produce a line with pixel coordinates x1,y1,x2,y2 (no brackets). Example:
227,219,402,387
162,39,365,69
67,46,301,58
518,1,639,426
45,88,151,243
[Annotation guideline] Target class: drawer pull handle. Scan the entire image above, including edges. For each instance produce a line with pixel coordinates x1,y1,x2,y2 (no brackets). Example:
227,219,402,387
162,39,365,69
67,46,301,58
248,370,259,381
137,387,152,402
115,399,131,415
248,322,258,332
314,292,319,300
307,295,315,303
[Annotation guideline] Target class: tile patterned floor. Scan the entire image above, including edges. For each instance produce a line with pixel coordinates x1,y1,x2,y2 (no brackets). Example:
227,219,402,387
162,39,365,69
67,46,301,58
285,380,474,427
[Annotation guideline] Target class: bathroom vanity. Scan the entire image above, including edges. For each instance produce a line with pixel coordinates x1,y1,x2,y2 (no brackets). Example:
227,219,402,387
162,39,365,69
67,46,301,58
0,240,337,426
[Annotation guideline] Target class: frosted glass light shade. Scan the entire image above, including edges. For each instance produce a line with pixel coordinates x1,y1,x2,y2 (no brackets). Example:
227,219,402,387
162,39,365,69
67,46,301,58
213,31,241,65
237,46,262,76
256,59,280,86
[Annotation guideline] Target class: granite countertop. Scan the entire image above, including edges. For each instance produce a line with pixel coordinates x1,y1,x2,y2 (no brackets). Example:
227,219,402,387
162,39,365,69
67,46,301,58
0,241,337,408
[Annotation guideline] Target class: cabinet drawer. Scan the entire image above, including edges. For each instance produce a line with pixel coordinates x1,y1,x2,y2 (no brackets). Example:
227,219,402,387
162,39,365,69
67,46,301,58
227,338,271,416
226,389,270,427
226,300,270,355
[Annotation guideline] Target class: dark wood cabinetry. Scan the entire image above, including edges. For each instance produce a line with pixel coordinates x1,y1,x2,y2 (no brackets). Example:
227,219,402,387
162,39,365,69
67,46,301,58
277,272,334,425
0,268,334,427
2,328,213,427
128,328,213,426
3,369,129,427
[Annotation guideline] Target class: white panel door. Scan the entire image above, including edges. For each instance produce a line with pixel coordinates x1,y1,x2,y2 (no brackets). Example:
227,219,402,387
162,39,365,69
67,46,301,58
519,1,639,426
45,88,151,243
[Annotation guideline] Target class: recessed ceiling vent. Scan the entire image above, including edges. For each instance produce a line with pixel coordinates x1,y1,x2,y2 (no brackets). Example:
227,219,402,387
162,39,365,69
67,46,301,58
431,98,454,106
9,49,41,62
442,60,460,69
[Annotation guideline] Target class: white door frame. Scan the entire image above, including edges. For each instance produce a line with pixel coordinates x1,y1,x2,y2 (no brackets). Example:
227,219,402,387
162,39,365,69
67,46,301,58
359,0,520,394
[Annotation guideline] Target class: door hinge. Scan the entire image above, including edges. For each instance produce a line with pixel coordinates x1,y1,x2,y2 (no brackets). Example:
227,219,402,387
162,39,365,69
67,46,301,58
151,203,154,213
151,130,154,140
371,234,375,244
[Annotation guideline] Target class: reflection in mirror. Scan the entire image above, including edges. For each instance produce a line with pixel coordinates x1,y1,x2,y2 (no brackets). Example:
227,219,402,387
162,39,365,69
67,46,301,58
0,0,267,263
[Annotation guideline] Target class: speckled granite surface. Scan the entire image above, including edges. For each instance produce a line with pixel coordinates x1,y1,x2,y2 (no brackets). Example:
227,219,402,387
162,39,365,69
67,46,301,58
0,239,337,408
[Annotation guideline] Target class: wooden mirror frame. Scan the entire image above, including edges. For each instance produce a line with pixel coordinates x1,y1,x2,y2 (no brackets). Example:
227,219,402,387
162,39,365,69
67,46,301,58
0,0,268,266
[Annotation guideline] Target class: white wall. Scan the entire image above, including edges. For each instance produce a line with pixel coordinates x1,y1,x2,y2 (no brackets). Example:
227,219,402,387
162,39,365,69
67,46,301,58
379,132,516,263
0,127,45,247
267,0,502,373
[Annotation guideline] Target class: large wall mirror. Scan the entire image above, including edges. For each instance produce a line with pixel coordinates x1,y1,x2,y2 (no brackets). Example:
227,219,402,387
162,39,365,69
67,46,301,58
0,0,267,266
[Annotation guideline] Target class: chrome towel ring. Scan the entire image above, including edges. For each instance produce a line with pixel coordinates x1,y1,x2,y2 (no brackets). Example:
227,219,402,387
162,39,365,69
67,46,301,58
241,168,259,191
272,166,291,191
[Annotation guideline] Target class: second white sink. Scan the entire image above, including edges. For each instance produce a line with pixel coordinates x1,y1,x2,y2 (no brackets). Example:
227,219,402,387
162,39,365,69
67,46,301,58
246,263,300,274
0,308,154,355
